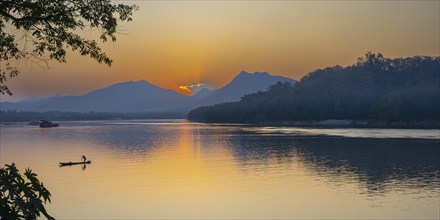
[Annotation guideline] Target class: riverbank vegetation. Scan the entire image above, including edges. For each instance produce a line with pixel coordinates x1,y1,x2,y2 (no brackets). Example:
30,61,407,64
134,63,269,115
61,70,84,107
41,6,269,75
188,53,439,128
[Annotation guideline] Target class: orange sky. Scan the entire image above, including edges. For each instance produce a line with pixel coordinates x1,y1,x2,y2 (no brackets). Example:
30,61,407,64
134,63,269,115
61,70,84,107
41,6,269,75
1,1,439,102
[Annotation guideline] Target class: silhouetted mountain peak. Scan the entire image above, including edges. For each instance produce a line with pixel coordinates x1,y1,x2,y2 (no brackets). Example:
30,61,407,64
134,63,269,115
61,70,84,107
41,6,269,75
229,71,295,87
238,70,249,75
235,71,272,80
190,71,296,108
82,80,169,99
108,80,153,89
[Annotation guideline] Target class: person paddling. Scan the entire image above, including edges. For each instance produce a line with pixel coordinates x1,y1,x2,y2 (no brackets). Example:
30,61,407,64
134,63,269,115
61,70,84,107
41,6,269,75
82,155,87,162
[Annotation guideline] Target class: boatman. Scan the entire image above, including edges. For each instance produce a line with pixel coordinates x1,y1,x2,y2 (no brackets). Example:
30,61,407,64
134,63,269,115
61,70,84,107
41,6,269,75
82,155,87,162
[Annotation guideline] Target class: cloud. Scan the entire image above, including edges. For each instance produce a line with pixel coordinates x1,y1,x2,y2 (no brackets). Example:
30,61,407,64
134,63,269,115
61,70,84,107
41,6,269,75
178,83,204,95
178,85,192,94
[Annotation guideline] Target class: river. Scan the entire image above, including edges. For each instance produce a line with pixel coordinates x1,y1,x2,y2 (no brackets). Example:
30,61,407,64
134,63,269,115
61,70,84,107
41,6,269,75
1,120,439,219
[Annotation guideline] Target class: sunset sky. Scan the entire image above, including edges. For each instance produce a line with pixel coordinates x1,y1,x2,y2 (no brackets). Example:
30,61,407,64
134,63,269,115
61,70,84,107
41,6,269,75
1,1,439,102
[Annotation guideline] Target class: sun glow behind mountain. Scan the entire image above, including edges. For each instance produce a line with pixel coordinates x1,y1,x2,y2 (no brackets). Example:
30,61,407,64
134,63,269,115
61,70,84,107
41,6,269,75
179,83,205,95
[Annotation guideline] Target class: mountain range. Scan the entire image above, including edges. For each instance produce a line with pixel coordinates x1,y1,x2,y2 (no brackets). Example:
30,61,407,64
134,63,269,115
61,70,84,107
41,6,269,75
1,71,296,113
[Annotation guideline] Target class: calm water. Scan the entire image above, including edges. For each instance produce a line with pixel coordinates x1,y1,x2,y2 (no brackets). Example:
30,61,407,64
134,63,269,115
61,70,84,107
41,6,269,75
1,120,439,219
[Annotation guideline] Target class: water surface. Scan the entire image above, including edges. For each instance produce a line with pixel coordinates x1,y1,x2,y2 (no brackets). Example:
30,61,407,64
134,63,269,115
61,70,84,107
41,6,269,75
1,120,439,219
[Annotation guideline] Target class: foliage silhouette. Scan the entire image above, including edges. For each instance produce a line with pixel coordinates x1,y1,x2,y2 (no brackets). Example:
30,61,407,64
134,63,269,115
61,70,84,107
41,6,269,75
0,0,137,95
0,163,54,220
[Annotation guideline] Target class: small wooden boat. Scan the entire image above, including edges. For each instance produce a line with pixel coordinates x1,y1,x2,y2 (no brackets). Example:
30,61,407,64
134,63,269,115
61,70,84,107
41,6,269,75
59,160,91,166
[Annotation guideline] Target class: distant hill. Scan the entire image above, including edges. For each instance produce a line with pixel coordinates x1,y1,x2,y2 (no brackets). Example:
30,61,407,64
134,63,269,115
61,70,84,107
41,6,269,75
1,95,64,111
1,80,191,112
188,52,440,127
1,71,295,114
178,71,296,111
195,71,295,105
38,80,190,112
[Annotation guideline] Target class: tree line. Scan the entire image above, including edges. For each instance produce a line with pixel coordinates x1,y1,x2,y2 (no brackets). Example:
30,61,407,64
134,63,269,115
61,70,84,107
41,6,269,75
188,52,440,127
0,110,185,122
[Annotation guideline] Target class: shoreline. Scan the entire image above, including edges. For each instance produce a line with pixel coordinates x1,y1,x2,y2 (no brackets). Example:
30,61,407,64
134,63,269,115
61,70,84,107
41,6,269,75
2,118,439,130
187,119,440,129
